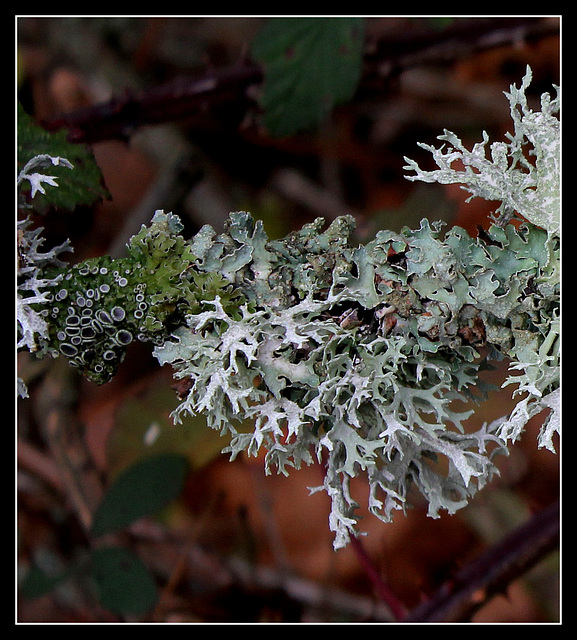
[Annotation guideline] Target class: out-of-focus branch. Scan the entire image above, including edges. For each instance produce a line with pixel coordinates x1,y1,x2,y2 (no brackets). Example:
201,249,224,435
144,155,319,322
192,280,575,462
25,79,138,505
404,500,560,622
349,534,407,622
41,62,264,144
38,17,558,146
130,518,396,622
363,16,559,84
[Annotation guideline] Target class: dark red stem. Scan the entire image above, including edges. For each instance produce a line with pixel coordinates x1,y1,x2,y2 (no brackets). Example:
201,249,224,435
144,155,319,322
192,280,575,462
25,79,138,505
349,533,407,622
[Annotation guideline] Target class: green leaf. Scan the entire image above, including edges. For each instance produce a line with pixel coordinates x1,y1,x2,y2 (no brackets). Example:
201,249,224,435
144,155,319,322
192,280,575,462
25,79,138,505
17,102,110,211
20,563,67,600
90,453,189,536
251,17,365,137
107,378,226,476
90,546,157,616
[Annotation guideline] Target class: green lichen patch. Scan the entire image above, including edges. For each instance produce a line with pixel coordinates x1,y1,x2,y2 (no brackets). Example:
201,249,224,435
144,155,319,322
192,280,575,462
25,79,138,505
37,211,245,384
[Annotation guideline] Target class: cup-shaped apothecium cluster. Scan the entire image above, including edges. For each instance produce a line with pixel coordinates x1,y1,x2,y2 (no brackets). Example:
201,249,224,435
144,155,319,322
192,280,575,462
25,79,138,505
40,256,149,384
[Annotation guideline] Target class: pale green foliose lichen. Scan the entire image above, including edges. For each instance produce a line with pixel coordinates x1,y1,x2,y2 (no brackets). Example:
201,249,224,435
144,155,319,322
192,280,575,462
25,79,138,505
33,210,243,385
23,206,558,548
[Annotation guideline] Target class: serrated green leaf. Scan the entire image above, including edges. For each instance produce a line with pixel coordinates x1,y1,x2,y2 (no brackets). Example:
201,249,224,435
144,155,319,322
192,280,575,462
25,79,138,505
251,17,365,137
17,102,109,211
90,453,189,536
90,546,157,616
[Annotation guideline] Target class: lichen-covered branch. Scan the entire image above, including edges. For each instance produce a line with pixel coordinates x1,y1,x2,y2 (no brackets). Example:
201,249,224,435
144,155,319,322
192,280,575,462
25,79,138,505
19,205,558,547
17,66,559,549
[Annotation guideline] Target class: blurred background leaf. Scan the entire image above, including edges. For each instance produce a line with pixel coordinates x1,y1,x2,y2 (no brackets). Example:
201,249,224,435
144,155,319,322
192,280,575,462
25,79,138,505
251,17,365,137
90,546,158,616
90,453,189,536
106,374,228,477
20,562,68,600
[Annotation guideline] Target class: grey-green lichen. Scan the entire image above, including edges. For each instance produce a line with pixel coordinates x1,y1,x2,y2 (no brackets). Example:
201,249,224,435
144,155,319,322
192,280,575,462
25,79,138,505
404,66,559,237
18,66,559,548
404,65,560,456
152,210,557,548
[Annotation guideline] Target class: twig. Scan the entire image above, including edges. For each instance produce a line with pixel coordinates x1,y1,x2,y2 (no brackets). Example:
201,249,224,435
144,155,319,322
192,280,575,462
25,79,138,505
41,62,263,144
404,500,560,622
363,17,559,84
349,533,407,622
17,437,64,491
37,18,558,146
270,168,363,223
132,518,396,622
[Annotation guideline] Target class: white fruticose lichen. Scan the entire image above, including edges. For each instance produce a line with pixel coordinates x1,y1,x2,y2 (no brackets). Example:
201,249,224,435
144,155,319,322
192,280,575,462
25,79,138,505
17,156,74,395
154,279,508,549
154,210,526,549
404,66,559,237
18,154,74,200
